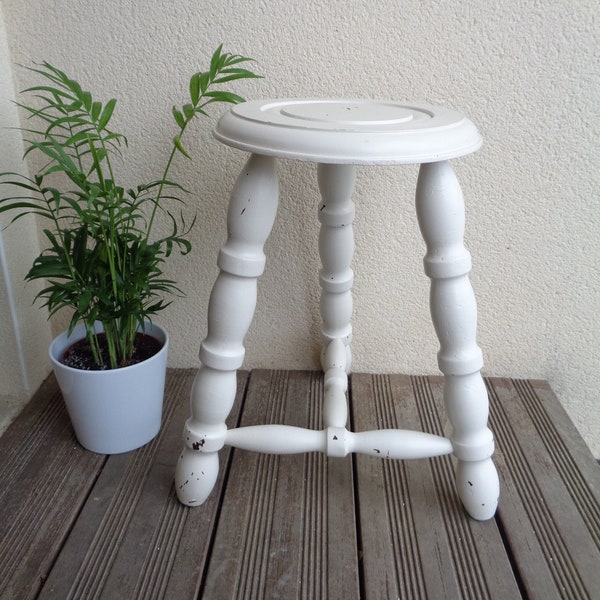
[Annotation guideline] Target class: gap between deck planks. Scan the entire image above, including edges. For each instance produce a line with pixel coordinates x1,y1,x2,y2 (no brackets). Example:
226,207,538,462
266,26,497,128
0,369,598,599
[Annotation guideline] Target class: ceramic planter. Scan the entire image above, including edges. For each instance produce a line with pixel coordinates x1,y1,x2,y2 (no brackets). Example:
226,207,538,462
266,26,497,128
49,321,168,454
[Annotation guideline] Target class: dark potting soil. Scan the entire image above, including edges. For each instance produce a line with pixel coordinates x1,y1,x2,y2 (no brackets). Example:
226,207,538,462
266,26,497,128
61,332,163,370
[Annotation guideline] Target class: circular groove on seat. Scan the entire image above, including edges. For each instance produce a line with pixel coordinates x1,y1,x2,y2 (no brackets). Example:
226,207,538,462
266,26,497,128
214,98,482,164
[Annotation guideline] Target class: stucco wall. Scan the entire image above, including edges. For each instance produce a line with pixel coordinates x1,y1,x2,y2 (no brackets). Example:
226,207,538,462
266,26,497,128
0,1,53,427
1,0,598,456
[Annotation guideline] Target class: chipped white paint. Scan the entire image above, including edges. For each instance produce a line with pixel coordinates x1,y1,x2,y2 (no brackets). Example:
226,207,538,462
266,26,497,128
416,161,499,519
176,99,499,520
176,154,279,506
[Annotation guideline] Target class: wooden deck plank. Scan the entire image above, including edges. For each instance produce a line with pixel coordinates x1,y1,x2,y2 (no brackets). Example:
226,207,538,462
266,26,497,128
202,370,360,599
487,378,600,600
0,376,106,600
522,379,600,545
351,373,521,600
413,375,523,600
1,370,599,599
38,369,248,600
158,370,249,600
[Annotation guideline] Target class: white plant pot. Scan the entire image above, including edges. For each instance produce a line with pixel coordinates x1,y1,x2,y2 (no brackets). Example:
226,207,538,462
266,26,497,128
49,321,168,454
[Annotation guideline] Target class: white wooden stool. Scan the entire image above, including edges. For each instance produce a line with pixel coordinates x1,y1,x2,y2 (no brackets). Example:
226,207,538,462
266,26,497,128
175,99,499,520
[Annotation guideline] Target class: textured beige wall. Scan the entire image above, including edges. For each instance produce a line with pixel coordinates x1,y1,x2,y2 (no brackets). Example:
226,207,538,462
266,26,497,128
1,0,598,455
0,1,52,421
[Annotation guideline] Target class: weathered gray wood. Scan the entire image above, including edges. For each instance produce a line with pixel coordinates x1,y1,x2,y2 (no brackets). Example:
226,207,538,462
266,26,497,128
525,379,600,548
202,370,360,599
413,375,522,600
0,375,106,600
1,370,599,599
352,373,520,600
38,369,248,600
487,378,600,600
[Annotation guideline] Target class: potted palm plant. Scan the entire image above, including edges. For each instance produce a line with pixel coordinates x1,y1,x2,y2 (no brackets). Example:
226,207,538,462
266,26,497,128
0,45,260,454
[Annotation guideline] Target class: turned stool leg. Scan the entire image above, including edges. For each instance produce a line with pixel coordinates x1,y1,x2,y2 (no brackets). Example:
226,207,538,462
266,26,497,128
415,161,499,520
176,154,279,506
317,164,355,429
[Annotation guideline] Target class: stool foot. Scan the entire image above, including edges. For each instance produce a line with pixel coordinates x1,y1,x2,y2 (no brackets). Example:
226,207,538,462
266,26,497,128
176,448,219,506
456,458,500,520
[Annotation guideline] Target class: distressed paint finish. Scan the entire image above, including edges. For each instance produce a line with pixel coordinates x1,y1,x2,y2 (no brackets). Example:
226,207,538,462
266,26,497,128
416,161,499,519
175,154,279,506
176,99,499,520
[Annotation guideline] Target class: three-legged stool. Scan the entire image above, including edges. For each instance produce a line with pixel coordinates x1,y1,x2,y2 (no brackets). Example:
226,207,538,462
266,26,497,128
175,99,499,520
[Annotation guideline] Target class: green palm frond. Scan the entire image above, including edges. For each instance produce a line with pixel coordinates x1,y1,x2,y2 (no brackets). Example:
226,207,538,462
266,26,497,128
1,47,261,368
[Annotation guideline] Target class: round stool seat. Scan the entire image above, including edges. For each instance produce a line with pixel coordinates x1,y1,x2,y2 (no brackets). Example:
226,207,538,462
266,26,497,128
213,98,482,164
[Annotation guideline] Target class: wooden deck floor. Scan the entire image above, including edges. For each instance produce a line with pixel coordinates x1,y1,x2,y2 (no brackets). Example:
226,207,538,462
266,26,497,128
0,369,598,599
